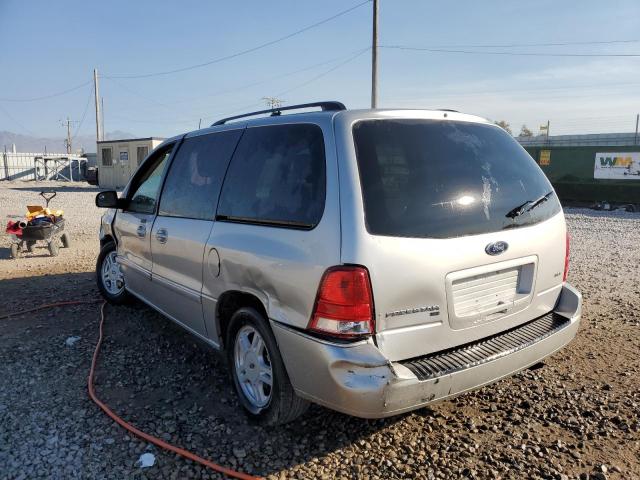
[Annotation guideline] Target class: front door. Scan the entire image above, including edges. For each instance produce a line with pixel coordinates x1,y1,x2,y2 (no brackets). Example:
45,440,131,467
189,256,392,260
113,143,174,297
148,129,242,338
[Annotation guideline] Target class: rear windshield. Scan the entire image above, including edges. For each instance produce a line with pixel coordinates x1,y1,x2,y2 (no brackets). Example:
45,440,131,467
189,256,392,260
352,119,561,238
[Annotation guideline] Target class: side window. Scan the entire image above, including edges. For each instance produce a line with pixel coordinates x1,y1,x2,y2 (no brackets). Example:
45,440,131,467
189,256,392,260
218,124,326,228
136,146,149,166
158,130,242,220
101,147,112,167
127,144,173,214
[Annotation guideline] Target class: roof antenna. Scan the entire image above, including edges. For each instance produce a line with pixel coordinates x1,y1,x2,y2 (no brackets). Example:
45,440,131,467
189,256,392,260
263,96,284,116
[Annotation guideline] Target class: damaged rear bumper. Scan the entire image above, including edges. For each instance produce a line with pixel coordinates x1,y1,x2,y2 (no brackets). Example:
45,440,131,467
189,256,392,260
272,283,582,418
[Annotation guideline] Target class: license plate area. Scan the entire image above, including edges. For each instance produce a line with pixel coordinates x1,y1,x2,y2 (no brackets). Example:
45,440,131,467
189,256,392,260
446,256,537,330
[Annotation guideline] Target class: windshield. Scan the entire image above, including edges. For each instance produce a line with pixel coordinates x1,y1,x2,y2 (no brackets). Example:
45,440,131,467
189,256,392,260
352,119,561,238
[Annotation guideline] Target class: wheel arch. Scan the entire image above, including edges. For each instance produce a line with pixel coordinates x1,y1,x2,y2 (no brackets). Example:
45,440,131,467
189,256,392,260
217,290,270,350
100,234,115,249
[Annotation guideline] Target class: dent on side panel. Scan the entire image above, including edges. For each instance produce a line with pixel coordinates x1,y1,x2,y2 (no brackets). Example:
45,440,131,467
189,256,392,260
203,118,342,333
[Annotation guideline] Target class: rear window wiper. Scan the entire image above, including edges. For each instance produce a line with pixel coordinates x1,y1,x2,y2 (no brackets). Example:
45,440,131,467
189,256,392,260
505,191,554,219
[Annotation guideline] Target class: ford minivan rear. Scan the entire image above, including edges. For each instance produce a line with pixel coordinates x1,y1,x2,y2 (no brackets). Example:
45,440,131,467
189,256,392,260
273,109,581,417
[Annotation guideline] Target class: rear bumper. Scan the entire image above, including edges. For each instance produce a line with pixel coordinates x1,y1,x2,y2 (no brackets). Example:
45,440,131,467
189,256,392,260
272,283,582,418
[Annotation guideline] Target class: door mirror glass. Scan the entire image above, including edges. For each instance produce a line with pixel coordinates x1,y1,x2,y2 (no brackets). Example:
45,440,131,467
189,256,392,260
96,190,125,208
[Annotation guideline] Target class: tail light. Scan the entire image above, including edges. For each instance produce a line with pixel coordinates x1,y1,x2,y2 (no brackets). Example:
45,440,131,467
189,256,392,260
308,266,374,338
563,232,570,282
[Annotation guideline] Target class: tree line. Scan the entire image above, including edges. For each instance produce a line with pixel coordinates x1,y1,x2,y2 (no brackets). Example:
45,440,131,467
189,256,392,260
494,120,533,137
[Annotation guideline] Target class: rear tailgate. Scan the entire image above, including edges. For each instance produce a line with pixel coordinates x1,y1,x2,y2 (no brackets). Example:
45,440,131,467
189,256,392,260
366,213,566,361
335,112,567,362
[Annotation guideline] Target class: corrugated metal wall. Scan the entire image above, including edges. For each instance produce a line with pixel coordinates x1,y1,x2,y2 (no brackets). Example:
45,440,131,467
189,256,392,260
0,152,84,181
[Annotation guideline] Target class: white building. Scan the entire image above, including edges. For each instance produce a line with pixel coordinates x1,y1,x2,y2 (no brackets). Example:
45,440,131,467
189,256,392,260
97,137,164,189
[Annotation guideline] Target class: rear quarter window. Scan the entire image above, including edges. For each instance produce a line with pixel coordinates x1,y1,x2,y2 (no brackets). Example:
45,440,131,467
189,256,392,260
218,123,326,228
352,119,561,238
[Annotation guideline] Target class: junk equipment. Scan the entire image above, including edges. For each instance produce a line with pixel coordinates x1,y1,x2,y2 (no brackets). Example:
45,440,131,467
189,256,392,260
6,191,70,258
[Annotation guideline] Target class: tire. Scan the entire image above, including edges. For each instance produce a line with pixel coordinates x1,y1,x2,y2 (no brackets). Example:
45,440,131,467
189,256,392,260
96,241,130,304
10,243,19,259
26,241,36,253
227,307,309,425
48,241,59,257
61,233,71,248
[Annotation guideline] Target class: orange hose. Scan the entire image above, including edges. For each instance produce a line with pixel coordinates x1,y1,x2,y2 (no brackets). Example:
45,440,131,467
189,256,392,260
4,299,261,480
0,299,102,320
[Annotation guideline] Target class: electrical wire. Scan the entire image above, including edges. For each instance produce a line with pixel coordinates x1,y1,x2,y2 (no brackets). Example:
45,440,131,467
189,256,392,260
409,80,640,99
71,85,94,142
104,48,370,127
404,39,639,49
379,45,640,57
276,47,371,97
0,103,35,136
104,0,371,79
0,80,92,103
134,48,372,107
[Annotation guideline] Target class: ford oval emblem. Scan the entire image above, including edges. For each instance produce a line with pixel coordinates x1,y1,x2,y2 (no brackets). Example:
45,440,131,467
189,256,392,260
485,241,508,256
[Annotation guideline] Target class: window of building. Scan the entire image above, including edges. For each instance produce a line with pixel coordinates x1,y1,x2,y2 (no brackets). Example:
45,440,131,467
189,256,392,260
137,146,149,166
101,147,113,167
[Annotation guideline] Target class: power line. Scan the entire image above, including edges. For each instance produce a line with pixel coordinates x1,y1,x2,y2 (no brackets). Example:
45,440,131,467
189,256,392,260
107,48,371,125
104,0,371,79
380,45,640,57
407,81,640,99
103,76,175,111
404,39,639,49
142,49,372,107
0,80,91,103
105,47,369,128
276,47,370,96
0,103,35,135
72,85,94,141
103,48,368,117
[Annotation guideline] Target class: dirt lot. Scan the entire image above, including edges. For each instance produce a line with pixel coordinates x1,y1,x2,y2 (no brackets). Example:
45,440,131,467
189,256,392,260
0,181,638,480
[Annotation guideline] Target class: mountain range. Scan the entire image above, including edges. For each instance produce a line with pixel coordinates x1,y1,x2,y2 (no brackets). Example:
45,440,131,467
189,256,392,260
0,130,137,154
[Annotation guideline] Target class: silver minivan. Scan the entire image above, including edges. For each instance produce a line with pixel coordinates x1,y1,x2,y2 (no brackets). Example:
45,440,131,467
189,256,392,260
96,102,582,425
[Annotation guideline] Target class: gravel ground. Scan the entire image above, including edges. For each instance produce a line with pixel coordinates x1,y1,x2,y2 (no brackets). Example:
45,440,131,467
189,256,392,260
0,181,639,479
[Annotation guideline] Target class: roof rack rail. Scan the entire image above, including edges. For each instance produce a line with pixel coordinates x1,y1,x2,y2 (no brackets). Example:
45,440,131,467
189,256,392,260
436,108,459,112
212,101,346,126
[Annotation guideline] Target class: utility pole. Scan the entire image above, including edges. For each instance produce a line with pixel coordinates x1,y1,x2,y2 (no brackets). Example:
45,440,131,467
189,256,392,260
101,96,105,140
546,120,550,139
61,117,78,154
94,68,102,143
371,0,378,108
635,113,639,145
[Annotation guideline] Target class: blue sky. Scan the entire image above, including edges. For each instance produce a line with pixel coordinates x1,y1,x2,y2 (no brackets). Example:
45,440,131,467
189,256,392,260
1,0,640,143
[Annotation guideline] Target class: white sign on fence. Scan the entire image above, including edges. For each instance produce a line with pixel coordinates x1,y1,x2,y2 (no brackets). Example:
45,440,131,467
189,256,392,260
594,152,640,180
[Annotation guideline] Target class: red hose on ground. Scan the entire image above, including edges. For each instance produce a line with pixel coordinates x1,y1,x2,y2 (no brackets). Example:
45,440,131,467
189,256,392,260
0,299,102,320
3,300,261,480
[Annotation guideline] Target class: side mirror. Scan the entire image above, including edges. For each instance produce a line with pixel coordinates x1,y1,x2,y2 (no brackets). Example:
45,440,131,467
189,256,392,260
95,191,126,209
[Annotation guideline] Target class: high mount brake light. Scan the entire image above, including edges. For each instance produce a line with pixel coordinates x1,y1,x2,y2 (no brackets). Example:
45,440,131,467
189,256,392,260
308,266,374,338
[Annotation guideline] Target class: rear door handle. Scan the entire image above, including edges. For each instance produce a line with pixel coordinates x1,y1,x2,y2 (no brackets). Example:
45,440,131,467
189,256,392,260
136,224,146,237
156,228,168,244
